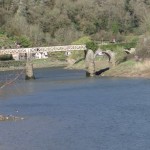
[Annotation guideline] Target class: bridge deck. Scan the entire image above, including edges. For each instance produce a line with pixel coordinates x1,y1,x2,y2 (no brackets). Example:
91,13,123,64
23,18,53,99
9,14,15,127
0,45,86,55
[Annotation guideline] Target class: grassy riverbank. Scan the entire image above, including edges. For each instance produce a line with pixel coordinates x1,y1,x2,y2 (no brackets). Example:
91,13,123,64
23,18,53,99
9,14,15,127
100,60,150,78
1,57,150,79
32,58,67,68
0,59,67,71
70,59,150,78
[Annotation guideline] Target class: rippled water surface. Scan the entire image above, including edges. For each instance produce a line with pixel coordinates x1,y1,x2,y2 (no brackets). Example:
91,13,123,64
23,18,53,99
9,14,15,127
0,68,150,150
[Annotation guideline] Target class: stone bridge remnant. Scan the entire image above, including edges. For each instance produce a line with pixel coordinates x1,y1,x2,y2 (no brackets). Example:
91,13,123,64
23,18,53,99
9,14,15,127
105,50,116,67
85,50,95,77
94,49,115,66
85,49,116,77
1,44,133,78
25,62,35,80
0,45,86,80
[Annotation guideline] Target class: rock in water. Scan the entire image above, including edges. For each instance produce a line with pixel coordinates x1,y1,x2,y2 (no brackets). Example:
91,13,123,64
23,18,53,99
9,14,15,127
0,115,24,121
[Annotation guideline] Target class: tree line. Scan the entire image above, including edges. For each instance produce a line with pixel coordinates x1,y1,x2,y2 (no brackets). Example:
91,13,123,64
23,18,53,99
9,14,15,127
0,0,150,46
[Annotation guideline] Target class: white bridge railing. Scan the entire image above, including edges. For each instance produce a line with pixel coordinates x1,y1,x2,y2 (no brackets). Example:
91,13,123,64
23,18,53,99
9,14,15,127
0,45,87,55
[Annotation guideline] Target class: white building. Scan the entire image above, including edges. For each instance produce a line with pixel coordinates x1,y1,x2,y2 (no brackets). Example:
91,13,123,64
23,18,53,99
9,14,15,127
35,52,48,59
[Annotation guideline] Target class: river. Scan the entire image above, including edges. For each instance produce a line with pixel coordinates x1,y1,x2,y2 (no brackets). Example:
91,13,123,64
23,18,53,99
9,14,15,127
0,67,150,150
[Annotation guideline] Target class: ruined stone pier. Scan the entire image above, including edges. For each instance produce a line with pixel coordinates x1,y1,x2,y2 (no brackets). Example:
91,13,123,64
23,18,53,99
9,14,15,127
25,62,35,80
85,49,95,77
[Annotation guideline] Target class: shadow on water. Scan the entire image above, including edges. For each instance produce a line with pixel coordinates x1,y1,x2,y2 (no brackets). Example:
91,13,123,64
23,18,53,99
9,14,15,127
95,67,110,76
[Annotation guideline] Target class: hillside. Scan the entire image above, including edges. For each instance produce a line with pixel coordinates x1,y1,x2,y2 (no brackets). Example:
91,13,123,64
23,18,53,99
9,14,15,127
0,0,150,46
0,31,15,49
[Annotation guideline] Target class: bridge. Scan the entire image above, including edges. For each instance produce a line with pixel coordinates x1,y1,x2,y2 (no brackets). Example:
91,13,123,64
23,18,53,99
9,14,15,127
0,44,134,78
0,45,87,81
0,45,87,55
0,43,135,88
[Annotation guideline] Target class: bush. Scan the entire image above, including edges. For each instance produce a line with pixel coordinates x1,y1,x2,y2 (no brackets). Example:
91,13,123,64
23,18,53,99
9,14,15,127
72,36,91,45
0,54,13,61
0,29,5,35
85,41,99,52
15,36,32,48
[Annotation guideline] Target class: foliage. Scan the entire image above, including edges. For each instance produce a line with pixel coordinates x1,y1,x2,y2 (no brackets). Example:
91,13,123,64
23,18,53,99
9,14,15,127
100,41,137,51
70,36,91,60
0,31,32,48
72,36,91,45
0,29,5,35
0,0,149,46
15,36,32,48
111,21,120,34
86,41,99,52
0,32,16,48
0,54,13,61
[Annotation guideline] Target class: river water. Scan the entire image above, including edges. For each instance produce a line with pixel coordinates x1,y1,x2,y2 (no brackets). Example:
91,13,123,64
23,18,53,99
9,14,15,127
0,67,150,150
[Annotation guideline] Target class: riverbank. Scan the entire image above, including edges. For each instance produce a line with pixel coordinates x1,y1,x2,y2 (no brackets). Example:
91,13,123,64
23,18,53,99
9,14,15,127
1,58,150,79
70,59,150,78
0,59,67,71
32,59,67,68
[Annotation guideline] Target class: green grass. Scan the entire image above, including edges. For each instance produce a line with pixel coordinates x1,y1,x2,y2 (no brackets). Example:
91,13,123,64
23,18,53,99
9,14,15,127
48,51,67,61
0,60,26,67
100,42,137,51
104,60,136,76
100,35,138,51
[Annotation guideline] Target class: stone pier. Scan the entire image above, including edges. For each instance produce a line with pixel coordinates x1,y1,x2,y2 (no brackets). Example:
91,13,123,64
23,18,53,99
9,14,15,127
25,62,35,80
85,49,95,77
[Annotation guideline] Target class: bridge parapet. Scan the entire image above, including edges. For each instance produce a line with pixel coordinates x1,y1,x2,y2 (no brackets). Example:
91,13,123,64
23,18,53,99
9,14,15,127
0,45,87,55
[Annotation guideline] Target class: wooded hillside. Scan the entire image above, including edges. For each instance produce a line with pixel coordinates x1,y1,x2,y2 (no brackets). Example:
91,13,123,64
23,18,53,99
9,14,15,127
0,0,150,46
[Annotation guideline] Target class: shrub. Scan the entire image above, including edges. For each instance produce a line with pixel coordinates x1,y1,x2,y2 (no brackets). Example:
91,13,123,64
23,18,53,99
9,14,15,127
15,36,32,48
72,36,91,45
0,54,13,61
85,41,99,52
0,29,5,35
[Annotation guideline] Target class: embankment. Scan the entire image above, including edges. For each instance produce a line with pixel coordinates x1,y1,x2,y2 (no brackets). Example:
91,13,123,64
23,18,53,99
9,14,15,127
70,59,150,78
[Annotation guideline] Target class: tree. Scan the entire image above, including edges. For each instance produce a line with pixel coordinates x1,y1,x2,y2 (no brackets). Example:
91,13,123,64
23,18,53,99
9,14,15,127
86,41,99,52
